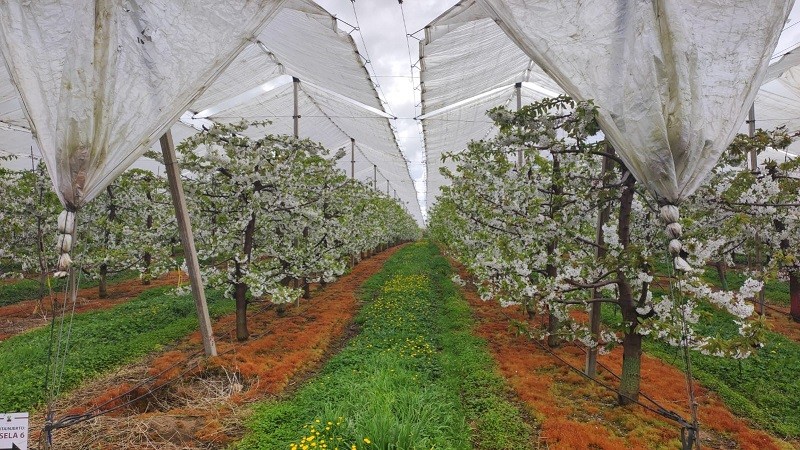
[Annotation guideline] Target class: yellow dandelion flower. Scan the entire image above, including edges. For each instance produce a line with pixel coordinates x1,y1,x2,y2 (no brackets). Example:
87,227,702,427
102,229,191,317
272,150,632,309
363,437,371,444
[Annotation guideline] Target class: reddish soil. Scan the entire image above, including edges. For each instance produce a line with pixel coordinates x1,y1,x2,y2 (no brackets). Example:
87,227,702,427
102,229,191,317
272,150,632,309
758,303,800,343
0,271,186,341
33,246,403,450
454,263,795,450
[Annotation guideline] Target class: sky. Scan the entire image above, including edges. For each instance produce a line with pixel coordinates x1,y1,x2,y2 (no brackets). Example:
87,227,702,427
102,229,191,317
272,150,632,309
314,0,457,215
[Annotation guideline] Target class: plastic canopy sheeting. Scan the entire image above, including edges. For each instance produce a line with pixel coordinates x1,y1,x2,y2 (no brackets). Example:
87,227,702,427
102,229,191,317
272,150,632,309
477,0,792,206
0,0,287,209
0,0,423,224
420,3,800,217
189,0,422,224
419,1,563,210
424,84,548,210
748,65,800,156
193,0,383,115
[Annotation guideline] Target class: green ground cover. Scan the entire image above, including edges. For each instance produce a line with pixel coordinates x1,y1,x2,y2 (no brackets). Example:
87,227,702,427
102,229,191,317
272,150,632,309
236,242,533,450
0,270,138,307
0,286,232,412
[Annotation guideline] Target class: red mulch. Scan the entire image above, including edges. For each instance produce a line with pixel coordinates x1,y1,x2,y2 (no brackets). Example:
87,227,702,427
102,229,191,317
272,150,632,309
454,263,794,450
34,246,403,450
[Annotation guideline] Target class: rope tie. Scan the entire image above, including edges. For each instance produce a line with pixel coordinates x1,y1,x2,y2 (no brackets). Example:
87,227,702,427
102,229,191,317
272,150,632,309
54,209,76,278
660,204,691,272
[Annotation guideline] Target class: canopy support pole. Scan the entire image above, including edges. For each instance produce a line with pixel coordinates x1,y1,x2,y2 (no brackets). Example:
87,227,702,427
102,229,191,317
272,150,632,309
515,82,523,168
351,138,356,180
748,103,766,315
160,131,217,357
586,145,614,377
293,77,300,138
748,104,757,172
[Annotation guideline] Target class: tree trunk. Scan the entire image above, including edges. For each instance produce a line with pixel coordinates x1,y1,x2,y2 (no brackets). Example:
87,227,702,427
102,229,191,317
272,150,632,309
616,168,641,405
100,185,116,299
618,331,642,405
143,188,153,285
99,264,108,299
790,271,800,323
303,279,311,299
234,279,249,341
716,261,728,291
547,153,562,347
546,255,560,348
234,212,256,341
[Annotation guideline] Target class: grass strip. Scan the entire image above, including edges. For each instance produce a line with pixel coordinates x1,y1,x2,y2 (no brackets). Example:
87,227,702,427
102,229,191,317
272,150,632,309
700,266,790,307
236,242,532,450
0,286,232,412
602,301,800,437
0,270,138,308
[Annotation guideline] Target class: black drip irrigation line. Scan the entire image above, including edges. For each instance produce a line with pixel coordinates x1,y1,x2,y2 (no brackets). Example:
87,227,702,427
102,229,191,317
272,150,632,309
491,300,699,449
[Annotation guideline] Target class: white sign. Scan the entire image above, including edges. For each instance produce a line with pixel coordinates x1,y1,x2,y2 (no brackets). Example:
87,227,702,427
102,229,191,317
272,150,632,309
0,412,28,450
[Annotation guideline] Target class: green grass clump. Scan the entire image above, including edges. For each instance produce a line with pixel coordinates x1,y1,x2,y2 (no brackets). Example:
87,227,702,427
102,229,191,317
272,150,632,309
237,242,533,450
0,286,232,412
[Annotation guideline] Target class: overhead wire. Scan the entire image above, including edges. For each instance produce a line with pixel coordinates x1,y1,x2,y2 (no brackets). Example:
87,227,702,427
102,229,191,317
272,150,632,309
348,0,395,118
397,0,427,218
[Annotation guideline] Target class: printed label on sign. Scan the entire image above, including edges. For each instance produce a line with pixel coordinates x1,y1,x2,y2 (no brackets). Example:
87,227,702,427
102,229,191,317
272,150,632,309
0,412,28,450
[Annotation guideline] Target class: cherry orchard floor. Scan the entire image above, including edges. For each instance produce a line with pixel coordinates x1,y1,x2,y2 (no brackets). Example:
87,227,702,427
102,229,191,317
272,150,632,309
450,260,797,450
0,270,185,341
28,246,404,450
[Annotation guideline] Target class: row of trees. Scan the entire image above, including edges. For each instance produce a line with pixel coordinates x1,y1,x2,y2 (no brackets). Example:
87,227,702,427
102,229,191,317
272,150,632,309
427,96,798,404
0,123,420,340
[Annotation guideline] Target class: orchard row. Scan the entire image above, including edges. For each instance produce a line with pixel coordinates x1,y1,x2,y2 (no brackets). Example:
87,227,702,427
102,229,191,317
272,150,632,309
0,122,420,340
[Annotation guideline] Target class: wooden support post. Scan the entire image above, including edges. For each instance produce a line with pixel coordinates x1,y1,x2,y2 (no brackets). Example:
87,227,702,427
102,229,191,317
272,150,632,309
586,146,614,377
373,165,377,190
293,77,300,138
515,82,523,168
160,131,217,357
350,138,356,180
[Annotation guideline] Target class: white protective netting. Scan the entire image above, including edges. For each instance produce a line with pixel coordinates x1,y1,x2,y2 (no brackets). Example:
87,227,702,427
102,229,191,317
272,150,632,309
747,61,800,159
424,84,549,210
420,1,563,210
422,1,793,216
0,0,287,209
0,0,423,224
476,0,791,205
192,0,423,223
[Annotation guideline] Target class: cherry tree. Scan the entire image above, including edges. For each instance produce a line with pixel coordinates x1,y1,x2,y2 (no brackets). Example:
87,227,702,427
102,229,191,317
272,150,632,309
76,169,176,297
0,158,61,294
429,97,765,403
174,122,419,341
